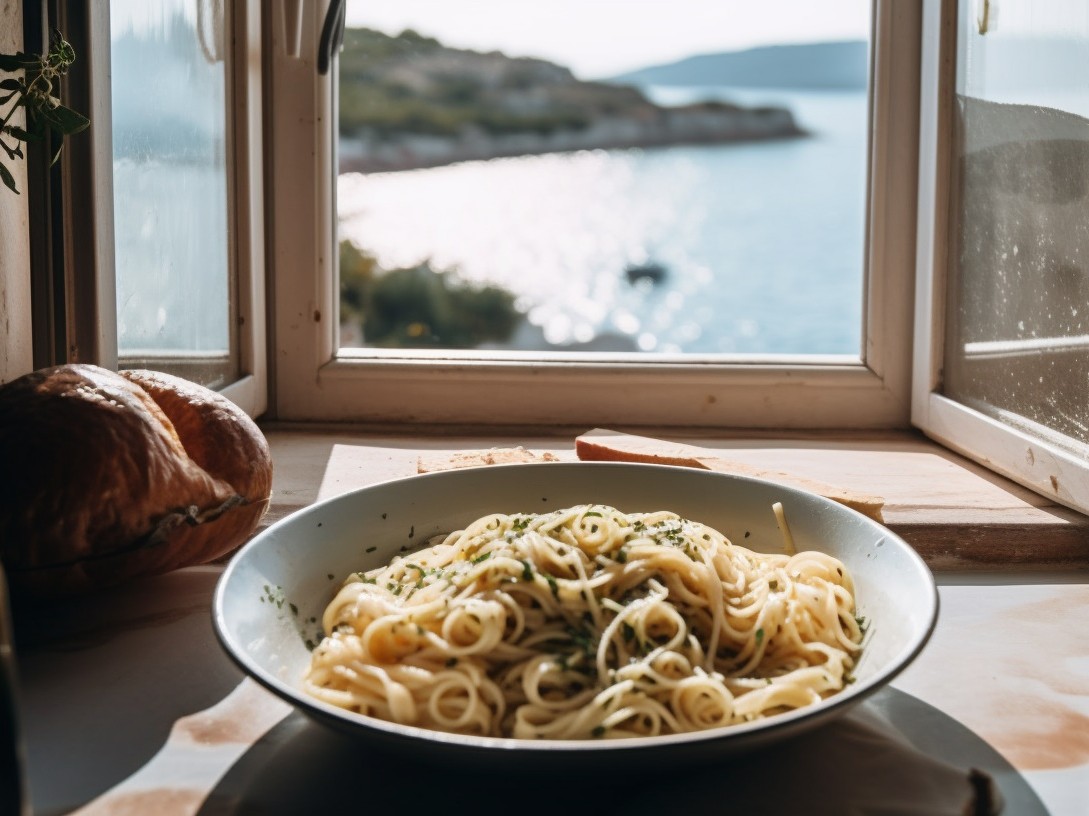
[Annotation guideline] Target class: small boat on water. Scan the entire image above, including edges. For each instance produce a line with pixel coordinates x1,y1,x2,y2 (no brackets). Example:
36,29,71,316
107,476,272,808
624,261,668,285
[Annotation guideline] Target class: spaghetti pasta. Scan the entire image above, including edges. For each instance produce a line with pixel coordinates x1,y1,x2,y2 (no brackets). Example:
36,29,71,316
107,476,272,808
303,504,864,739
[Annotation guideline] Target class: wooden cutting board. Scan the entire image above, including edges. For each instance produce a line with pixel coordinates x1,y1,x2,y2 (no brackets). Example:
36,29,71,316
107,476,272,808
576,428,886,522
575,428,1089,567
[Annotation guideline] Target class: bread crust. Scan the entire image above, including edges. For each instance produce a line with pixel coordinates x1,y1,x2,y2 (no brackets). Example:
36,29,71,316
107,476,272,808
119,369,272,504
0,364,272,595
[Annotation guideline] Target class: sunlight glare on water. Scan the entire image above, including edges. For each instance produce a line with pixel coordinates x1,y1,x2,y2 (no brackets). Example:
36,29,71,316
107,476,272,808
338,89,868,355
340,149,703,351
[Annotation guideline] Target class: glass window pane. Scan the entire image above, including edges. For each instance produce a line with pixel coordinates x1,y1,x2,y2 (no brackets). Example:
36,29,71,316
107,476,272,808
337,1,871,356
110,0,236,387
944,0,1089,451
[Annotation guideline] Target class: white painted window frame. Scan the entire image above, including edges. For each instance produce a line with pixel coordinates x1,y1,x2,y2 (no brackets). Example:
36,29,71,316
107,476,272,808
266,0,921,429
911,0,1089,515
217,0,268,417
75,1,268,417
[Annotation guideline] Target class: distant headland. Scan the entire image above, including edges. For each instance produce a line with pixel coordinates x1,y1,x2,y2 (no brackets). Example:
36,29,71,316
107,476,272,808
337,28,811,174
609,40,869,90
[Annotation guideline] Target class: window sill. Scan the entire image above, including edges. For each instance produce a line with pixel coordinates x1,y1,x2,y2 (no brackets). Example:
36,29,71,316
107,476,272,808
260,425,1089,570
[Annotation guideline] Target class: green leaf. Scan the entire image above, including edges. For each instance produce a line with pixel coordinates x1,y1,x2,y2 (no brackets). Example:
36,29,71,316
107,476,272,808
48,31,76,66
49,130,64,165
34,100,89,135
0,161,18,194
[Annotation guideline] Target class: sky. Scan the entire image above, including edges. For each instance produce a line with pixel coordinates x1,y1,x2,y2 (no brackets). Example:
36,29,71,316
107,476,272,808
344,0,873,79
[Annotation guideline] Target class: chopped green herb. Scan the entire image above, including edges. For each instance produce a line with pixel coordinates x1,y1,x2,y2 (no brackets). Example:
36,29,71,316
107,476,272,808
471,551,492,564
591,725,606,738
544,574,560,599
365,546,377,553
520,560,534,582
289,603,298,617
755,627,765,644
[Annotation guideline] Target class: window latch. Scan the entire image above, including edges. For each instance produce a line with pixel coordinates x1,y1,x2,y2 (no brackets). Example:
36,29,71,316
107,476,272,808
318,0,346,75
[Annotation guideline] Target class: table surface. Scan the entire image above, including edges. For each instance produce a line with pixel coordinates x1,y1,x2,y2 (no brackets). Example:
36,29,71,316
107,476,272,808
13,429,1089,815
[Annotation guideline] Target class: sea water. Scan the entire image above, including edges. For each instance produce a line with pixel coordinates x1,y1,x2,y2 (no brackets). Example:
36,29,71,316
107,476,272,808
337,86,870,355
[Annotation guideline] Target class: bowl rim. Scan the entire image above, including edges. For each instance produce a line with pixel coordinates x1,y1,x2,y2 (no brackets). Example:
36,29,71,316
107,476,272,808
213,461,939,752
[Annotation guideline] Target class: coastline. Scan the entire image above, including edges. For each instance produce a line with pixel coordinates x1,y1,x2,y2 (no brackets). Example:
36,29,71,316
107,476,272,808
339,106,806,174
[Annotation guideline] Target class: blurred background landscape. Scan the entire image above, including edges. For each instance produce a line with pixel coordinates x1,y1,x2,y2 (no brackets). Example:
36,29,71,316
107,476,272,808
335,3,873,354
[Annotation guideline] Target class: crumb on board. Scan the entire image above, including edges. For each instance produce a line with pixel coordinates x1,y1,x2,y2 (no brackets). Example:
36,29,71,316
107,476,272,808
417,446,562,473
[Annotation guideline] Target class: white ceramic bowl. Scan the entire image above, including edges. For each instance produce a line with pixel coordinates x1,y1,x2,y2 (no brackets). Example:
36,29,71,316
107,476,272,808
213,462,937,766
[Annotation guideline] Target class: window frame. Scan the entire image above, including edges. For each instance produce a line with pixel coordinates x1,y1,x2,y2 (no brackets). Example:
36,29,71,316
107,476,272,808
911,0,1089,516
217,0,268,415
265,0,921,429
28,0,268,417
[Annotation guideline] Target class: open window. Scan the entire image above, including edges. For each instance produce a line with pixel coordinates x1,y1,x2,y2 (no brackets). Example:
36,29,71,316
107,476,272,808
266,0,921,428
18,0,266,416
913,0,1089,515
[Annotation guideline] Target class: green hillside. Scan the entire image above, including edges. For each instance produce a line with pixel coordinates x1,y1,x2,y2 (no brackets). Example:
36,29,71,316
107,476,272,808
338,27,733,140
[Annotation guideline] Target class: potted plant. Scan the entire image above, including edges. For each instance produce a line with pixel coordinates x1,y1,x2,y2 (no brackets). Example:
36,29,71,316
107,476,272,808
0,30,89,194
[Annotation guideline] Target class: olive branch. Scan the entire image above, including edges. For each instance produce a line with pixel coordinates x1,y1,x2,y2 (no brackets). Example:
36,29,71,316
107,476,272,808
0,30,89,195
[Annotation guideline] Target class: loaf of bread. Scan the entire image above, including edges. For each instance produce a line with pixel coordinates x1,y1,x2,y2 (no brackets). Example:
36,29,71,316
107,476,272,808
0,364,272,595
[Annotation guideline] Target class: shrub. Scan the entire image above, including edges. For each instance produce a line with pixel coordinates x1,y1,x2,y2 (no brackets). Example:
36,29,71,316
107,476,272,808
339,240,519,348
